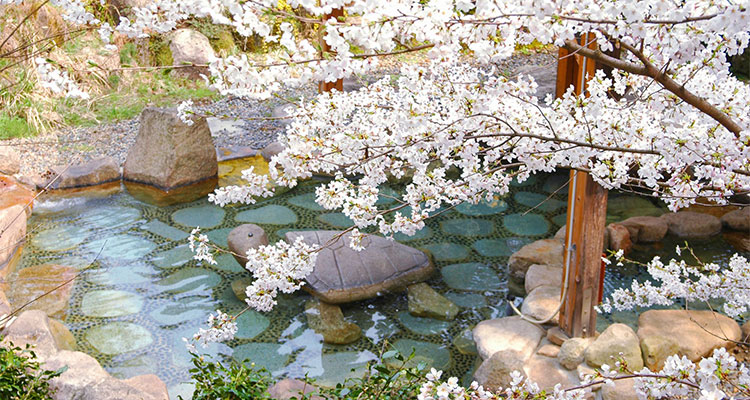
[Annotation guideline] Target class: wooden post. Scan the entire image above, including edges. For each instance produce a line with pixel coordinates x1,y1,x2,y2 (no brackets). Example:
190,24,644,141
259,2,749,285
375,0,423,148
556,33,609,338
319,8,344,93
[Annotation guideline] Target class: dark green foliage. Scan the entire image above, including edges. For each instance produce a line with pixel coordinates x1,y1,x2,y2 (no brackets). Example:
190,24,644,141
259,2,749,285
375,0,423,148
183,354,274,400
0,340,66,400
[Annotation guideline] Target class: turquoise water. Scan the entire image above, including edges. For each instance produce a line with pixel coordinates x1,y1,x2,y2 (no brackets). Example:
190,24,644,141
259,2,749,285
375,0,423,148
14,167,747,398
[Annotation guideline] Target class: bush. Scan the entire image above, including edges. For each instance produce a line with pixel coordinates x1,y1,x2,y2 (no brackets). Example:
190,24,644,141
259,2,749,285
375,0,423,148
184,353,274,400
0,340,66,400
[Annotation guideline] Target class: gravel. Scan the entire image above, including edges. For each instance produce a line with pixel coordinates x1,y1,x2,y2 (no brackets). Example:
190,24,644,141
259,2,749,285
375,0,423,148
5,50,556,179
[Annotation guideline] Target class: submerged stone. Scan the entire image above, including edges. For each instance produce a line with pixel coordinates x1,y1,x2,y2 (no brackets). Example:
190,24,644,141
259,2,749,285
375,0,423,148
407,283,460,321
80,290,144,318
205,227,233,248
231,277,253,302
85,322,153,355
317,213,354,228
288,193,325,211
171,204,225,228
453,328,478,355
149,295,214,326
472,237,532,258
440,219,494,237
422,243,470,261
8,264,77,319
444,292,488,309
441,263,502,291
387,339,451,371
455,197,508,216
514,192,566,212
510,175,538,187
235,309,271,339
503,213,550,236
109,355,159,379
543,173,569,193
305,299,361,344
32,225,90,252
237,205,298,225
393,226,432,242
214,253,245,273
285,230,434,304
349,310,400,345
397,311,451,335
157,268,222,294
84,234,155,261
151,244,193,269
232,343,289,373
140,220,189,241
315,351,378,388
607,196,665,222
79,205,141,229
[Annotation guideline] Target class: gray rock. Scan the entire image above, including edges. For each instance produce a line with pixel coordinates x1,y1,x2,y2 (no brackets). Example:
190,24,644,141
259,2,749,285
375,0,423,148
558,337,593,370
508,239,563,282
473,316,545,361
407,283,459,321
620,216,668,243
637,309,740,361
284,230,433,304
227,224,268,266
305,299,361,345
585,323,643,370
0,145,20,175
46,157,120,189
660,211,722,238
124,107,217,190
261,141,285,162
169,29,215,77
472,350,527,392
640,335,681,371
525,264,562,294
721,207,750,231
520,285,561,321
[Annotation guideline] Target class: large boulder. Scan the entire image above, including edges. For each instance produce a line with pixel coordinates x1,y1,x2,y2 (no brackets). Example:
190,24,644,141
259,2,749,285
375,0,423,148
0,145,20,175
721,207,750,231
585,323,643,370
601,379,638,400
620,216,668,243
227,224,269,266
473,316,545,361
7,264,76,319
0,175,34,217
558,337,593,370
284,230,433,304
472,350,527,391
660,211,722,238
607,223,632,254
1,310,60,359
169,29,215,77
523,354,580,392
268,379,323,400
524,263,562,294
46,157,120,189
407,283,459,321
637,309,741,361
508,239,563,282
640,335,680,371
123,107,218,190
520,285,560,321
304,299,361,345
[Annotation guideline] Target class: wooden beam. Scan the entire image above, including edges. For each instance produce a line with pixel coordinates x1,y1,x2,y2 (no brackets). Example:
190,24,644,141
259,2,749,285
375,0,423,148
557,33,608,338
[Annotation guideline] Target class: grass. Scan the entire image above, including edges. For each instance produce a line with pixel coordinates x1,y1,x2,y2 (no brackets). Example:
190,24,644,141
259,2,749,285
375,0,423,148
0,116,36,139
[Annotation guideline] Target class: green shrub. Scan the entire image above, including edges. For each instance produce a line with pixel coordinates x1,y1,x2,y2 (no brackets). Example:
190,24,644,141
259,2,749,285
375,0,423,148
0,340,66,400
184,354,274,400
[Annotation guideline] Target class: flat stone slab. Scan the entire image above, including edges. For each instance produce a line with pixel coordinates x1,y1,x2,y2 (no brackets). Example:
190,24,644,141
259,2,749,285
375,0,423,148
284,230,434,303
47,156,120,189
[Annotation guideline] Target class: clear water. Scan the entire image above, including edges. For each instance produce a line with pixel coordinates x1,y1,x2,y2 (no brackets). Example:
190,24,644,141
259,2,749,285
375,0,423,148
13,161,749,398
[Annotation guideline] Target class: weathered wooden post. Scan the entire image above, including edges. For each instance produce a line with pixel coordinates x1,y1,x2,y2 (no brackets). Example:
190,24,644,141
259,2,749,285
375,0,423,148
319,8,344,93
556,33,609,338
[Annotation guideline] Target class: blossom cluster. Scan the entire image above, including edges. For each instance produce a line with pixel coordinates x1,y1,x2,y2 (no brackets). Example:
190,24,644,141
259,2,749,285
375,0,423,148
34,58,90,100
183,309,237,352
188,227,216,265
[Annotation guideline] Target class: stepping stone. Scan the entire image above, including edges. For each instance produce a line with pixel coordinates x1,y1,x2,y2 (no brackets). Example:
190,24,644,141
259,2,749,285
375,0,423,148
79,205,141,229
85,322,153,355
305,299,361,344
205,227,233,248
407,283,459,320
607,195,664,222
503,213,550,236
237,205,297,225
288,193,325,211
84,234,155,261
171,327,231,368
386,339,451,370
32,225,90,252
422,242,470,261
214,253,245,273
151,244,193,269
235,309,270,339
284,230,434,304
81,290,144,318
172,205,225,228
150,295,214,326
514,192,566,212
472,237,532,258
393,226,432,242
140,220,189,241
441,263,502,291
233,343,289,373
444,292,488,309
397,311,451,335
440,219,494,236
317,213,354,228
231,277,253,302
453,328,477,355
157,268,221,294
349,310,400,344
85,264,154,285
455,197,508,216
315,351,377,388
227,224,269,265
